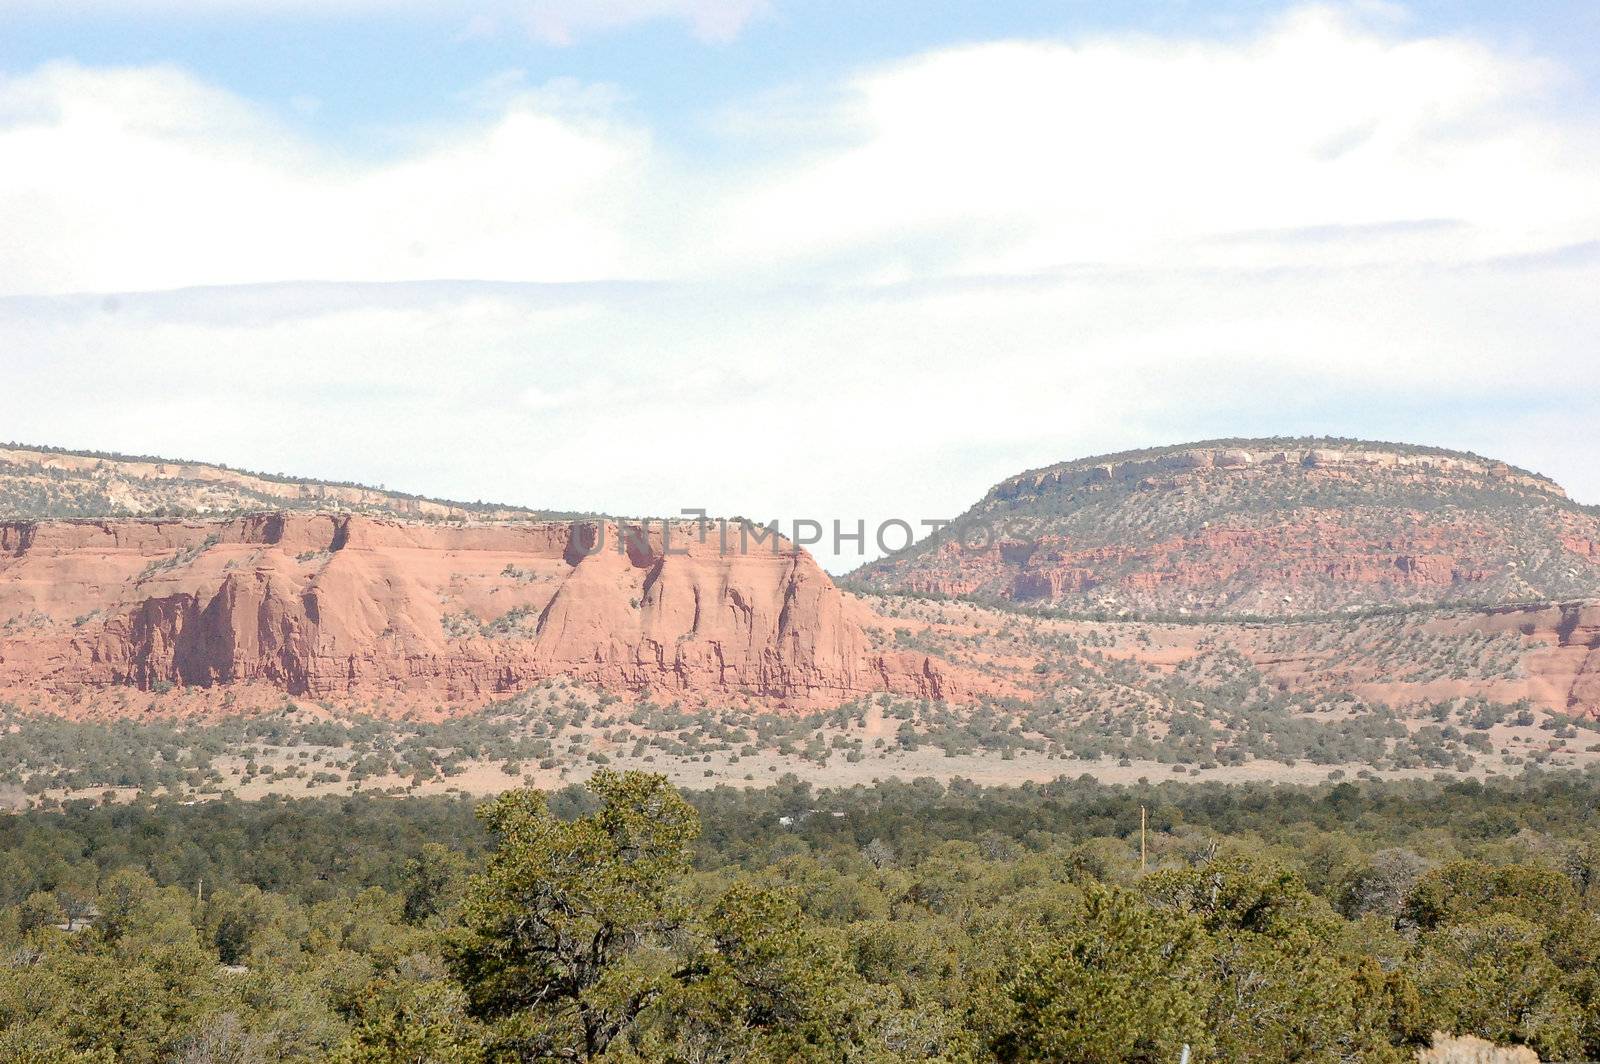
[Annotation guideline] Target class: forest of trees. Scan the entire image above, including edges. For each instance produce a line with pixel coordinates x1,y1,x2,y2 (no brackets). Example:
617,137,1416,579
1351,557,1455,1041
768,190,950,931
4,769,1600,1061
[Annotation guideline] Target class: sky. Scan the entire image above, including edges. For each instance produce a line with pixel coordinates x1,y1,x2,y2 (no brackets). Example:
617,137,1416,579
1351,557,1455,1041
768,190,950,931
1,0,1597,570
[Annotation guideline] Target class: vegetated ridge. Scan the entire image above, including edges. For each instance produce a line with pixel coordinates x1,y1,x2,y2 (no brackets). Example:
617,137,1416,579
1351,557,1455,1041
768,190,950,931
850,437,1600,617
0,442,583,522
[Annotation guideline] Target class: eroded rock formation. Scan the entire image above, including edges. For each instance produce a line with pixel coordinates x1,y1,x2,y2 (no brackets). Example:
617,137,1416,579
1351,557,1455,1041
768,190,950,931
0,514,969,715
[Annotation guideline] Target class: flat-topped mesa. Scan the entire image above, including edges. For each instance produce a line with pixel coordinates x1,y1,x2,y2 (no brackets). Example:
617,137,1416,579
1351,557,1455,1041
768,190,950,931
989,443,1567,505
0,513,972,716
853,438,1600,617
0,444,544,522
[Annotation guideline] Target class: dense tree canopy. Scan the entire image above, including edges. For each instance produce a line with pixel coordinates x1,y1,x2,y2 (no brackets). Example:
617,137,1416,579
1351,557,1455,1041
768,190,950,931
5,769,1600,1060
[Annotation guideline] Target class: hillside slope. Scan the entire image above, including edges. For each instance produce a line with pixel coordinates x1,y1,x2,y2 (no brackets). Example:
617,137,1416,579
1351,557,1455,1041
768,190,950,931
851,439,1600,616
0,443,567,522
866,592,1600,723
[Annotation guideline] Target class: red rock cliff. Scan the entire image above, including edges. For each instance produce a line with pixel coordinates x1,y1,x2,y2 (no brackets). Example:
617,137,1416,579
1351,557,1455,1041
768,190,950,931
0,514,967,715
856,441,1600,616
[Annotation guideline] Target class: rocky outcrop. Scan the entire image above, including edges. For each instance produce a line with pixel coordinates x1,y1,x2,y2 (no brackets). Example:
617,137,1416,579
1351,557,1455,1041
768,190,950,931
1475,601,1600,718
898,526,1507,608
855,440,1600,617
0,514,972,716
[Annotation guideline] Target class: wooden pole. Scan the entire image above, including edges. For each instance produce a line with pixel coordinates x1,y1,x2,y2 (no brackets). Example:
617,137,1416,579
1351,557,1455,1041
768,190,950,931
1140,805,1147,872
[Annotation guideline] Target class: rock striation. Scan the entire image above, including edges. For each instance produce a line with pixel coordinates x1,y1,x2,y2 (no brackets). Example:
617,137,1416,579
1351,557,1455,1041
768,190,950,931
853,439,1600,616
0,514,968,716
1475,601,1600,718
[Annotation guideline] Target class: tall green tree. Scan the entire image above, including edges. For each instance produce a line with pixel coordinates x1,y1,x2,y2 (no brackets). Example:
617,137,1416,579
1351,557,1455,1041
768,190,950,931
449,770,699,1060
980,885,1203,1064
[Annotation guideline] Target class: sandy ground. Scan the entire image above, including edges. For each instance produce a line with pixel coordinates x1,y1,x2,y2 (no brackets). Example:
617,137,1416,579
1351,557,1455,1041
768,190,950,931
14,716,1595,811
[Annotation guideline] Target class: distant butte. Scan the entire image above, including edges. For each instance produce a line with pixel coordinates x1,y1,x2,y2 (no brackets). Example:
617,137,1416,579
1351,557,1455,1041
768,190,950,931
851,439,1600,617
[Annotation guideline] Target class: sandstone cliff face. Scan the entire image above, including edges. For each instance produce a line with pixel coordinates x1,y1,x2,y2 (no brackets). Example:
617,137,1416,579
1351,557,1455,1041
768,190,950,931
0,514,965,715
855,440,1600,616
895,524,1511,608
1477,602,1600,718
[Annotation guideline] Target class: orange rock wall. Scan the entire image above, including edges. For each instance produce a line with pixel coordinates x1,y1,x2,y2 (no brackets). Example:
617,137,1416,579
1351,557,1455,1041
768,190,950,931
0,514,963,715
865,445,1600,614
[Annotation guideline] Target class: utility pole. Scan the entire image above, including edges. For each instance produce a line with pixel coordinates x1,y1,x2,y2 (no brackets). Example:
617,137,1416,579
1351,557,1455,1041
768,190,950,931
1140,804,1147,872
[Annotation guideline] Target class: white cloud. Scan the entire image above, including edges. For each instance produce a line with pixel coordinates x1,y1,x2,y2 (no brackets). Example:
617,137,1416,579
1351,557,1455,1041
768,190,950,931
714,6,1596,281
1,6,1597,568
0,63,655,294
3,8,1594,294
